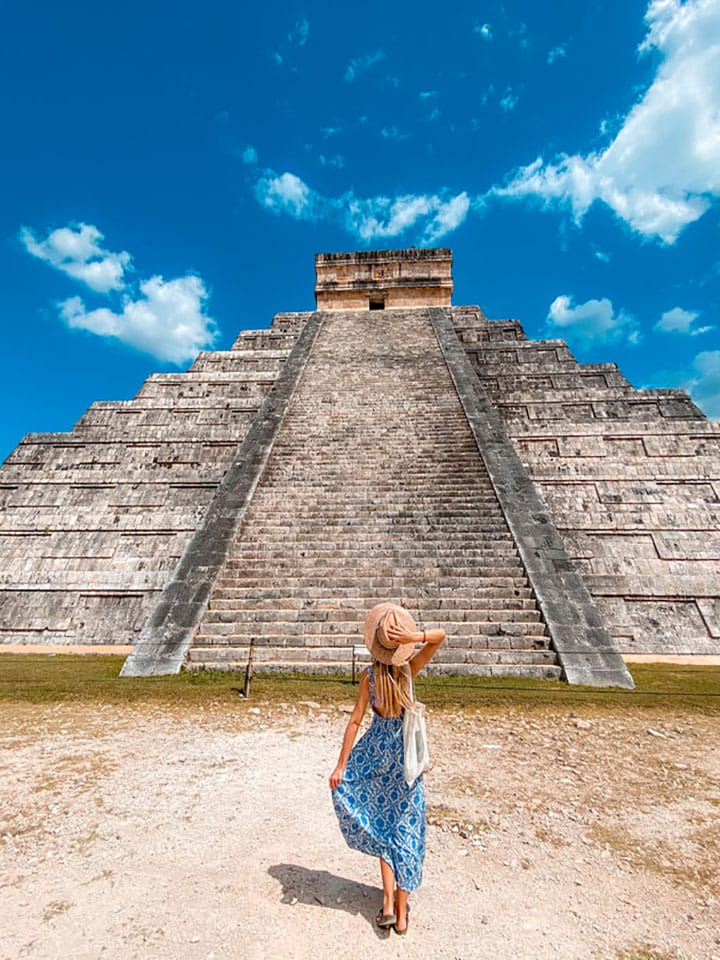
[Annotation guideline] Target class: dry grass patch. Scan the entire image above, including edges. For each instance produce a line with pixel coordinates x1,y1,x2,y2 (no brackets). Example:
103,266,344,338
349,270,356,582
42,900,72,922
616,945,689,960
590,819,720,899
31,751,116,794
426,802,490,839
533,824,572,848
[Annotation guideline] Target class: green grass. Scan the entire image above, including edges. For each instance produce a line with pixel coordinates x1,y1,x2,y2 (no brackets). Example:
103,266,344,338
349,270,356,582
0,654,718,714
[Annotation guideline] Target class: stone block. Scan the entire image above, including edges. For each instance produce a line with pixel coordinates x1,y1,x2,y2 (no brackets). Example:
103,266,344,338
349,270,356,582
697,599,720,638
653,532,720,561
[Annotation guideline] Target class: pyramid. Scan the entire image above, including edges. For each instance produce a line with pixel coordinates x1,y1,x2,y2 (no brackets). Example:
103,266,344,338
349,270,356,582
2,249,719,686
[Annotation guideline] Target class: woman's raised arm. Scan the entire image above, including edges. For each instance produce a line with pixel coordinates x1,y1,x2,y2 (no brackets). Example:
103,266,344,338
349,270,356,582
384,621,446,678
408,628,445,678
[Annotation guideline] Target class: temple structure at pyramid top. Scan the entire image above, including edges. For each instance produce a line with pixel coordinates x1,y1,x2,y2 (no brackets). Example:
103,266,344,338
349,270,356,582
315,248,453,310
1,247,718,686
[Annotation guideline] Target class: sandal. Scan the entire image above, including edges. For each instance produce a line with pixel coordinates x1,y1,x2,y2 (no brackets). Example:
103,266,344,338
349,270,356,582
393,914,409,936
376,910,396,929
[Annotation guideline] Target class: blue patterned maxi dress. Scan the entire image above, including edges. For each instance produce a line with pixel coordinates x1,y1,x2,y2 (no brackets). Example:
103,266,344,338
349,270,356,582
332,665,426,892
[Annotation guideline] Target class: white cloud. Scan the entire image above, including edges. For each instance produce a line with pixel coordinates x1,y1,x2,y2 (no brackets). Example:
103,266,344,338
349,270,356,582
288,17,309,46
346,192,470,244
684,350,720,417
242,145,258,165
59,275,217,365
352,190,468,243
657,306,698,332
499,88,519,112
380,125,411,140
19,222,130,293
252,168,470,244
421,193,471,243
546,294,641,347
255,171,317,218
321,126,341,138
595,249,611,263
509,21,531,50
319,153,344,168
419,90,438,100
495,0,720,243
656,350,720,417
655,306,714,335
479,85,495,108
346,195,433,240
547,44,567,64
475,23,492,40
23,221,218,363
344,51,385,83
598,114,625,139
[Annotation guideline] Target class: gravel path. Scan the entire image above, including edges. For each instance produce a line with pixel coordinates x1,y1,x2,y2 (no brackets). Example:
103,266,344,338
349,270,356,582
1,699,718,960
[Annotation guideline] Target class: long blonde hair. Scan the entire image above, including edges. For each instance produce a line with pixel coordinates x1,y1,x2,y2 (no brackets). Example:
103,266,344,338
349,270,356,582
373,660,413,717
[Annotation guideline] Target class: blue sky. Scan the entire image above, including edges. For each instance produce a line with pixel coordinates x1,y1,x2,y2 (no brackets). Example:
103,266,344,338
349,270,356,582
2,0,719,462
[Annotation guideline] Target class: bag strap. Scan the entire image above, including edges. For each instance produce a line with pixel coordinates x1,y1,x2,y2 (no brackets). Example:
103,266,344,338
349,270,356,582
406,663,415,704
367,664,376,708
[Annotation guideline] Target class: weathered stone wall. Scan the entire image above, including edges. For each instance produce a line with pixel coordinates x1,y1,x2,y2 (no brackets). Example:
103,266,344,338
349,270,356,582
452,307,720,655
0,315,299,646
315,248,453,310
312,286,452,310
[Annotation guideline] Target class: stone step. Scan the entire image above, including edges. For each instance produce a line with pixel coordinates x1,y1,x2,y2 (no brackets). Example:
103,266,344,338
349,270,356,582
212,570,526,586
202,599,540,623
208,596,540,612
261,461,493,470
253,473,497,480
240,527,519,540
240,514,513,525
247,498,504,508
188,644,554,664
210,584,535,600
211,572,530,589
185,653,563,680
241,510,510,522
233,525,514,536
257,465,492,475
196,618,547,638
223,546,518,561
231,503,507,524
193,638,552,658
253,500,504,509
219,555,521,573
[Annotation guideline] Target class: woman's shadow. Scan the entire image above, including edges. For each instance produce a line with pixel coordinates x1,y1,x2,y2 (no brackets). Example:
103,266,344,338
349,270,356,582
268,864,390,937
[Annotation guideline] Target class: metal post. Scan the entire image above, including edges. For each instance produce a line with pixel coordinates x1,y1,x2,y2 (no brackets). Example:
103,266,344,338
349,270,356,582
243,637,255,698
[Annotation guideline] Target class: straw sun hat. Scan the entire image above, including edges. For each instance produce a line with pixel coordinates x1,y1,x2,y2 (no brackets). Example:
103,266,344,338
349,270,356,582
364,602,418,666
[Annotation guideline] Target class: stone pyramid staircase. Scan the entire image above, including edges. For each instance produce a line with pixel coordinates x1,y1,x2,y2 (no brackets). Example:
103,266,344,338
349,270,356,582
186,309,561,678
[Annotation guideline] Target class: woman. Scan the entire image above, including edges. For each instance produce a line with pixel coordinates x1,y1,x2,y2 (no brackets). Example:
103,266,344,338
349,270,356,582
329,602,446,935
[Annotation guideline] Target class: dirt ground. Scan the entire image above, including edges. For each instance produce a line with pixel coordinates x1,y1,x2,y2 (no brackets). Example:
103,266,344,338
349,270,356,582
1,698,719,960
